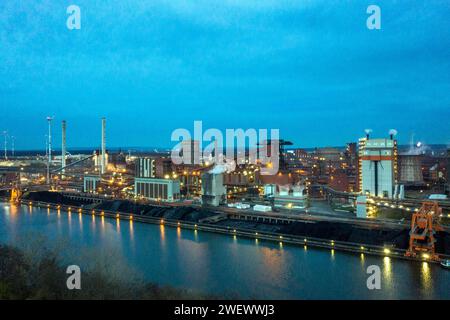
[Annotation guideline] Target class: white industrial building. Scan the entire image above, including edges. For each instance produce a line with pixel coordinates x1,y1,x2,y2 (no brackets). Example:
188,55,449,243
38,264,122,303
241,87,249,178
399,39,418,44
201,172,226,206
135,177,180,202
359,137,398,198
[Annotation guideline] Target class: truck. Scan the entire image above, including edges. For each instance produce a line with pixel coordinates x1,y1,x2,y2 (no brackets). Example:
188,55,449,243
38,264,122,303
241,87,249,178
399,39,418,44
253,204,272,212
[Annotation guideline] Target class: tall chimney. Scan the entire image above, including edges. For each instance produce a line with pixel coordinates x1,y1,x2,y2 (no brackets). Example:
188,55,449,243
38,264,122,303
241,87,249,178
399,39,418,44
46,116,54,184
389,129,397,140
101,117,106,174
61,120,66,173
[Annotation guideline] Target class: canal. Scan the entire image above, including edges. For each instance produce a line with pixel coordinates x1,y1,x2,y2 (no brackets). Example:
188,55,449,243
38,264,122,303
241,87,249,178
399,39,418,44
0,203,449,299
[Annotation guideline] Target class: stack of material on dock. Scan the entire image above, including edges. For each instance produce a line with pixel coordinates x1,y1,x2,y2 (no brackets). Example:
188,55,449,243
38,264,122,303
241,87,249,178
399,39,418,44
96,200,218,223
280,221,450,254
23,191,95,206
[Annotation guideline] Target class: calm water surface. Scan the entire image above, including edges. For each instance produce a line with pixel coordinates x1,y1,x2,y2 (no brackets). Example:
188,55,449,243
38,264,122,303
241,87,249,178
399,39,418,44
0,203,449,299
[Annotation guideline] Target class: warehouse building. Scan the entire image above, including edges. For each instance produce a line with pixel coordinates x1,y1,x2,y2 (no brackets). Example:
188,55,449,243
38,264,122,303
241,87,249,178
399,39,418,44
135,177,180,202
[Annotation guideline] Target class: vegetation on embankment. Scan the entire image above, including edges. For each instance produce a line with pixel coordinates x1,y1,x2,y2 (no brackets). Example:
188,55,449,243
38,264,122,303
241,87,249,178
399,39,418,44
0,239,217,300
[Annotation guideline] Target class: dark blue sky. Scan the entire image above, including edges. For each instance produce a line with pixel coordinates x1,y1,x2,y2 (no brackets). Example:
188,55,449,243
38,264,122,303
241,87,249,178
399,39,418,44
0,0,449,150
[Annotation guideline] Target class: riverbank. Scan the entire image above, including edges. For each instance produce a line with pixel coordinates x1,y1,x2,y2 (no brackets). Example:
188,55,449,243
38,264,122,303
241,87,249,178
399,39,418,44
5,191,449,263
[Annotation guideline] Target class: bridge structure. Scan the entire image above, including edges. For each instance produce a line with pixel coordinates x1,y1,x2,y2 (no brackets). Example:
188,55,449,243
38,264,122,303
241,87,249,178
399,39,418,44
310,184,450,212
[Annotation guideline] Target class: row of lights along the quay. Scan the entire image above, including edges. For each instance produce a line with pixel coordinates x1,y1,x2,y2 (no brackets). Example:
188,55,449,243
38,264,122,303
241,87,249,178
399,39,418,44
25,202,434,260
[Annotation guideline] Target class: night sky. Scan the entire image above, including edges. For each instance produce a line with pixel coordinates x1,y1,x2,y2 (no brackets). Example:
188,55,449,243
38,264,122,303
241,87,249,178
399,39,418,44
0,0,449,150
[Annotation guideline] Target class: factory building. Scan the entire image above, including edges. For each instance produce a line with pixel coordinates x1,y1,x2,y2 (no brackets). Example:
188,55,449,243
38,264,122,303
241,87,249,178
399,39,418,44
359,136,398,198
328,170,350,192
135,157,156,178
314,147,342,162
294,148,310,160
93,150,109,172
273,184,308,209
135,177,180,202
223,168,258,186
0,171,19,186
155,158,173,178
201,172,226,206
84,175,101,193
398,154,423,185
177,169,201,196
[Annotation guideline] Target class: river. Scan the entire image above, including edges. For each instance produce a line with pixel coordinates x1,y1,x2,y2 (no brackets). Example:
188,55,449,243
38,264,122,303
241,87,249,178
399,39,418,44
0,203,449,299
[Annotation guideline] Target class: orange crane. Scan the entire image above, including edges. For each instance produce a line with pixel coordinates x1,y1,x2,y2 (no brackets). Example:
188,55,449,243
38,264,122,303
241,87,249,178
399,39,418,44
405,201,444,261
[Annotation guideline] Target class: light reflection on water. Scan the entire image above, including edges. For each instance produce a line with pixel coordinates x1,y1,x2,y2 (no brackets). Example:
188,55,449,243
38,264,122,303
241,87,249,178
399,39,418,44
421,262,432,294
0,204,449,299
160,224,165,241
128,220,135,254
383,257,392,280
78,212,83,233
67,211,72,234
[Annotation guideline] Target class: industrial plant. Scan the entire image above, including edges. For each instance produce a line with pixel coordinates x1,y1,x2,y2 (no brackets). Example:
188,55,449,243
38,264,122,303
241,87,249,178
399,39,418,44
0,119,449,268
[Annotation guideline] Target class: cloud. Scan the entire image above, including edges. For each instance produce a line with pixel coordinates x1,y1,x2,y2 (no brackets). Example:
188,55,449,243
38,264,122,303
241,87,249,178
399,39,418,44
0,0,449,148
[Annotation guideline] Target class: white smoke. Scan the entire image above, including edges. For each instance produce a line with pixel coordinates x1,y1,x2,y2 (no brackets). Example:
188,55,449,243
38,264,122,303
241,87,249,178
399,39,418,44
389,129,398,136
208,160,236,174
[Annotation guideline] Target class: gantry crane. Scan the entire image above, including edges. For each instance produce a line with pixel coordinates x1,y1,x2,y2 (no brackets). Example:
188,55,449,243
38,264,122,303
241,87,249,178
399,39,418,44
405,201,444,261
8,154,96,203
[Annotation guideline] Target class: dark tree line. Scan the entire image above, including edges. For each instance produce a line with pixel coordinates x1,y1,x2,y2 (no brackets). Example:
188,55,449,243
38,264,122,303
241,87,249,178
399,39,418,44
0,244,215,300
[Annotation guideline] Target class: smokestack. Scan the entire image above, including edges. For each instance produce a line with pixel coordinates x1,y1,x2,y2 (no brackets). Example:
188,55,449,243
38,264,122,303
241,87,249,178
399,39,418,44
364,129,372,140
2,131,7,160
389,129,398,140
46,116,54,184
61,120,66,173
101,117,106,174
11,136,15,158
